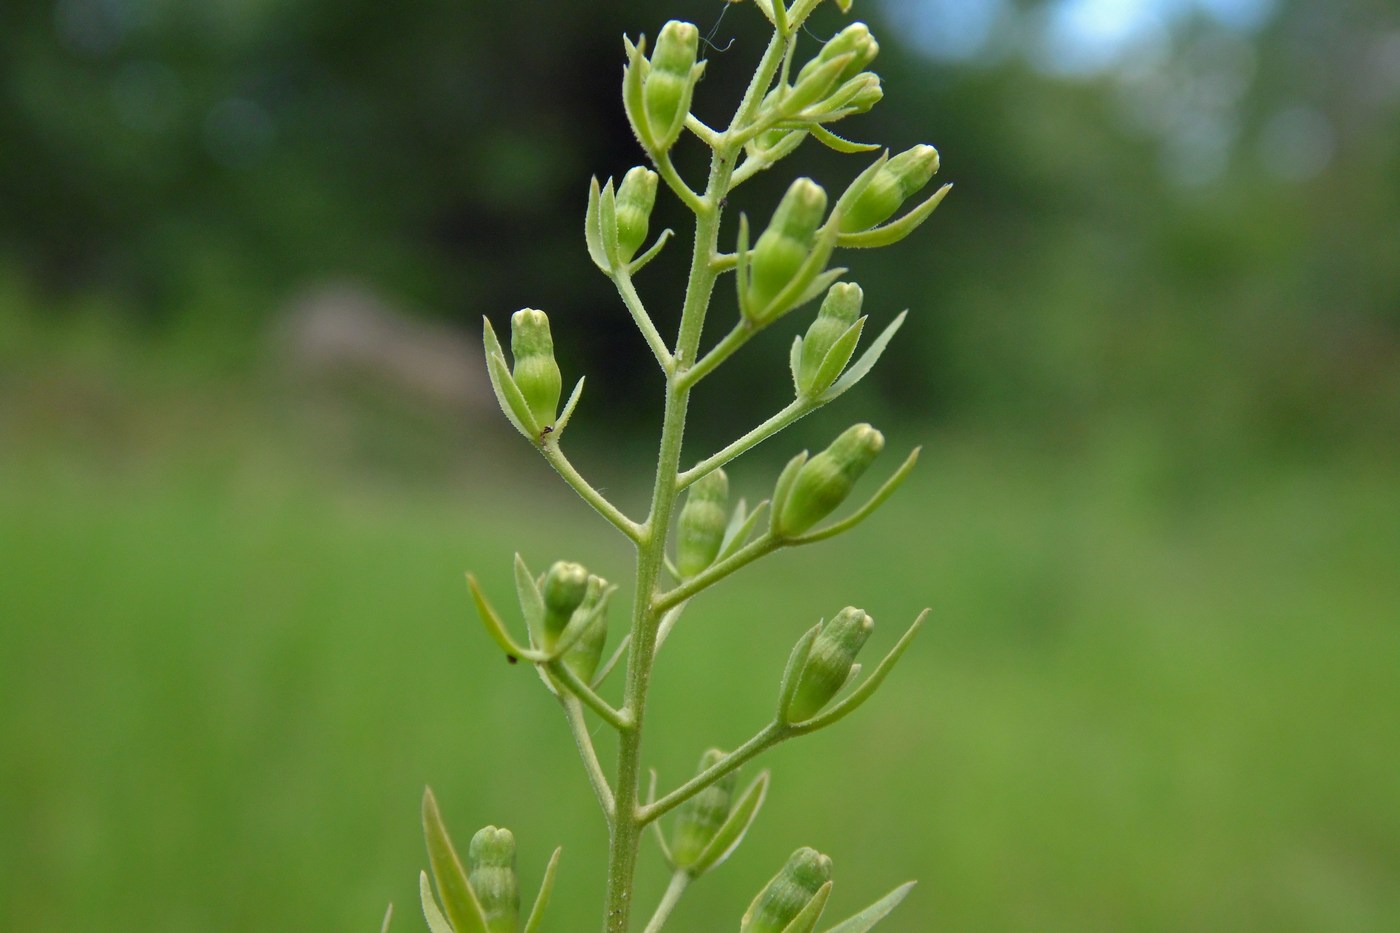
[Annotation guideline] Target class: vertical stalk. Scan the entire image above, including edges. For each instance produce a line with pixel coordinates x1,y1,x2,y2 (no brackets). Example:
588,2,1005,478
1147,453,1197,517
602,29,790,933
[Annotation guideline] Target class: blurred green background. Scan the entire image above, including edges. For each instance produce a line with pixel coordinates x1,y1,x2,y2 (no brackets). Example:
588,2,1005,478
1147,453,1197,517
2,0,1398,929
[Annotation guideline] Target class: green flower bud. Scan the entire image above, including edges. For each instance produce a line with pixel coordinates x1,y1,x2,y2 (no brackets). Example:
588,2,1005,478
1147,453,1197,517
741,847,833,933
839,145,940,234
644,21,700,152
540,560,588,647
795,23,879,90
778,423,884,536
797,283,863,396
827,72,883,116
467,826,520,933
561,575,609,682
615,166,658,262
509,309,561,431
745,178,828,323
786,607,874,722
670,748,738,869
676,468,729,578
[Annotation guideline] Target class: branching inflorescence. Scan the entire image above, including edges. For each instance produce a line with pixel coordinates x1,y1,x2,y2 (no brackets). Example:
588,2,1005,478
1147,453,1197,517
410,1,949,930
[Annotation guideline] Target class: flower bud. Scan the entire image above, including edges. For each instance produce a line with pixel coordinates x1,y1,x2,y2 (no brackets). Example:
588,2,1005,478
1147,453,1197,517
615,166,658,262
745,178,828,323
839,145,940,234
676,469,729,578
561,575,609,682
642,21,701,153
827,72,883,116
509,309,561,431
797,283,863,396
467,826,520,933
540,561,589,647
786,607,874,722
795,23,879,91
741,847,833,933
670,748,738,870
777,423,884,536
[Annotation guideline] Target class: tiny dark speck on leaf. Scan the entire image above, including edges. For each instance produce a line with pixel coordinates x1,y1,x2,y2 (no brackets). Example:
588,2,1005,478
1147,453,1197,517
506,654,519,664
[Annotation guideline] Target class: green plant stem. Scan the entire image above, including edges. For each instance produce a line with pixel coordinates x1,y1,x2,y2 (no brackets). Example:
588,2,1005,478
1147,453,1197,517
653,534,781,615
640,872,691,933
602,27,792,933
549,661,633,732
611,271,674,372
539,442,644,542
560,694,617,823
640,722,787,823
676,398,814,490
675,322,753,391
656,151,705,215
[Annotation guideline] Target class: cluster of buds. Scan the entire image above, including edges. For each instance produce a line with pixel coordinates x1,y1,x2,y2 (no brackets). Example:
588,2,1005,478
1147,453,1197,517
586,166,667,277
623,21,705,157
534,560,614,678
784,607,874,722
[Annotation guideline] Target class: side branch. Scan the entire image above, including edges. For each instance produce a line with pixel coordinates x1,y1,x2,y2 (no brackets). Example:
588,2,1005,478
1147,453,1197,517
640,722,787,824
611,272,674,372
539,443,644,542
676,398,813,490
652,534,781,614
675,321,754,391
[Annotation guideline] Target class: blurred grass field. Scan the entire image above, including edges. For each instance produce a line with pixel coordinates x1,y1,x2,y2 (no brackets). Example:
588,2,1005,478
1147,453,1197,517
2,312,1397,931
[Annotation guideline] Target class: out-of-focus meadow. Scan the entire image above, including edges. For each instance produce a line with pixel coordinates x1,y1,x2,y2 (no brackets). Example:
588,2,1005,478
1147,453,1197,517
2,0,1398,930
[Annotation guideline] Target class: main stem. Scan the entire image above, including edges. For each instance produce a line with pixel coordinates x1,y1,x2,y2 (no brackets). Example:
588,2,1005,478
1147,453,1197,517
601,29,790,933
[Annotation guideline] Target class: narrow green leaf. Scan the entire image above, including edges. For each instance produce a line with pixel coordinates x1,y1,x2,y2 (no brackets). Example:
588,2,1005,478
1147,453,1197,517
482,318,535,439
719,500,769,562
821,311,906,403
780,880,833,933
554,376,586,436
380,902,393,933
789,335,804,395
512,555,544,647
689,771,771,876
820,881,916,933
522,847,563,933
421,788,489,933
768,451,808,537
585,177,609,273
795,609,928,733
811,125,880,154
829,151,889,222
467,573,540,663
807,316,866,397
649,768,677,866
598,179,623,271
734,213,753,320
622,37,651,149
777,623,822,720
628,227,673,275
837,183,951,249
420,871,456,933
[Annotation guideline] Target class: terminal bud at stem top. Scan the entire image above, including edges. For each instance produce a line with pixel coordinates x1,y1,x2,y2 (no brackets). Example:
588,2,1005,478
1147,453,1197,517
839,145,940,234
676,468,729,578
741,847,833,933
468,827,521,933
795,22,878,93
509,309,562,431
785,607,874,722
625,21,703,156
777,423,885,536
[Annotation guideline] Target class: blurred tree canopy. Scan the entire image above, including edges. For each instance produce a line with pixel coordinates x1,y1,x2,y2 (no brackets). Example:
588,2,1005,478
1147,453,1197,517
2,0,1397,447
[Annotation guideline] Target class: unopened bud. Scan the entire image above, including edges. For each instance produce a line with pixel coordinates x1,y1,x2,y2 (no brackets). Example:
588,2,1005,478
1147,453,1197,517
828,72,883,116
741,847,833,933
510,309,562,430
467,826,520,933
676,469,729,578
615,166,658,262
795,23,878,90
644,21,701,152
561,575,609,682
777,423,884,536
745,178,828,323
786,608,874,722
797,283,863,396
670,748,737,870
840,145,940,233
541,561,589,646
